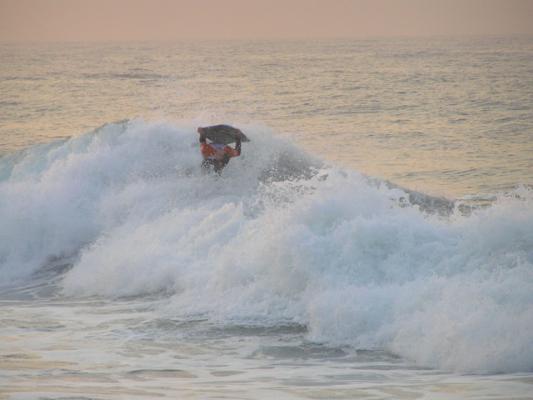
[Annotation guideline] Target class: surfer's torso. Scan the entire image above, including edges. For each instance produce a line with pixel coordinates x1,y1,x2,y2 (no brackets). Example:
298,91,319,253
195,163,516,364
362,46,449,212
200,142,240,173
200,142,240,161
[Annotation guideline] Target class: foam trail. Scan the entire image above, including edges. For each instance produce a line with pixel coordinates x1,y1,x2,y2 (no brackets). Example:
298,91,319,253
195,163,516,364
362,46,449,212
1,120,532,373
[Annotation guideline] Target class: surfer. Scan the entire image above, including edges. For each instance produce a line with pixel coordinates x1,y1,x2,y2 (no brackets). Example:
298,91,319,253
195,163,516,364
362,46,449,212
197,125,245,173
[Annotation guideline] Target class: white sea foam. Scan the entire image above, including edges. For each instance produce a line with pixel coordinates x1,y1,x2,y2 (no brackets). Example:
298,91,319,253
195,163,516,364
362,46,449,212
1,120,532,373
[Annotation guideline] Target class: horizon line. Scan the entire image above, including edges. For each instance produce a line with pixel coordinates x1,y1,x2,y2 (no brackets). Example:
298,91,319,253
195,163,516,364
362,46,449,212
2,32,533,45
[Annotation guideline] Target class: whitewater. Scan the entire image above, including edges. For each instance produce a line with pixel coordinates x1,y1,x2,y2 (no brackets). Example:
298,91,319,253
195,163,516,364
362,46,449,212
2,36,533,398
1,119,532,398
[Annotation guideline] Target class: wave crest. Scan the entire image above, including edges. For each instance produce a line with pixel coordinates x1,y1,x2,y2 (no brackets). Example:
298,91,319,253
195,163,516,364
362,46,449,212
1,120,532,373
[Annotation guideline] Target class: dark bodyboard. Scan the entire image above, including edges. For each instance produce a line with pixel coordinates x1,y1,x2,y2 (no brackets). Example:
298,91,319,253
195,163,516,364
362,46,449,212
202,125,250,145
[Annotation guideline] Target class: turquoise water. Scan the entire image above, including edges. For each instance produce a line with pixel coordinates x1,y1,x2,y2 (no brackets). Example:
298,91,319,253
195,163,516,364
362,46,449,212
1,38,533,399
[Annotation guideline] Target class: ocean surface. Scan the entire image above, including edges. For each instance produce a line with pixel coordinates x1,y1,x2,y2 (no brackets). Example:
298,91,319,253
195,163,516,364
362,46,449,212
1,37,532,399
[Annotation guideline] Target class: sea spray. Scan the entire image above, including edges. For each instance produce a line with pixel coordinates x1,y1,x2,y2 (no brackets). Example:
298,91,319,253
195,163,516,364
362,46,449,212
1,120,532,373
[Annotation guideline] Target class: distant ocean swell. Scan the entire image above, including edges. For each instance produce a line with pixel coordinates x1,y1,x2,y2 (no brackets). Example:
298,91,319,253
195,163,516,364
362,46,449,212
0,120,532,373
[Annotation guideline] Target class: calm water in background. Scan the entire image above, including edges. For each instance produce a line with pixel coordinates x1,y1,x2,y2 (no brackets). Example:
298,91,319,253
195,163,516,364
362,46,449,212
1,37,532,197
1,37,533,399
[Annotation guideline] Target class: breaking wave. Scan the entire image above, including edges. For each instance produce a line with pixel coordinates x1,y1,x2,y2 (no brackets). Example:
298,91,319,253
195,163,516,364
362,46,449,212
1,120,532,373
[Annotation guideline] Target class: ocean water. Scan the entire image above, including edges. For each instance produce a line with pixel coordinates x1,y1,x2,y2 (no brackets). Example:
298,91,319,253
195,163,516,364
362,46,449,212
1,38,533,399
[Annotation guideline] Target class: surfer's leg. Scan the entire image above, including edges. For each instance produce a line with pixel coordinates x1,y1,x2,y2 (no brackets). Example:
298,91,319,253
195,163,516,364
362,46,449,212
213,156,231,174
213,160,223,174
202,159,214,173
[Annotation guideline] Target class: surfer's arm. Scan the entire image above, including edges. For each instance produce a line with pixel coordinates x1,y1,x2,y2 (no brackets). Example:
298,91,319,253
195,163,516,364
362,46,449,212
198,127,207,143
225,138,241,158
234,137,241,156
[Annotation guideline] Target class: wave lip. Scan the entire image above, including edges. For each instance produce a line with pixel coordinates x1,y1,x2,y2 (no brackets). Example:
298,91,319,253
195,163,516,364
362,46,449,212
1,120,532,374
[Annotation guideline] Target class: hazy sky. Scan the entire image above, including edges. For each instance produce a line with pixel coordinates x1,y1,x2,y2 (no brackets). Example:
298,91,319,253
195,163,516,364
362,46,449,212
1,0,533,42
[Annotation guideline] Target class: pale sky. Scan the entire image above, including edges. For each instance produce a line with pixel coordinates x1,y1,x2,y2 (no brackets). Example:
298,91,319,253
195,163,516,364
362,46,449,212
1,0,532,42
